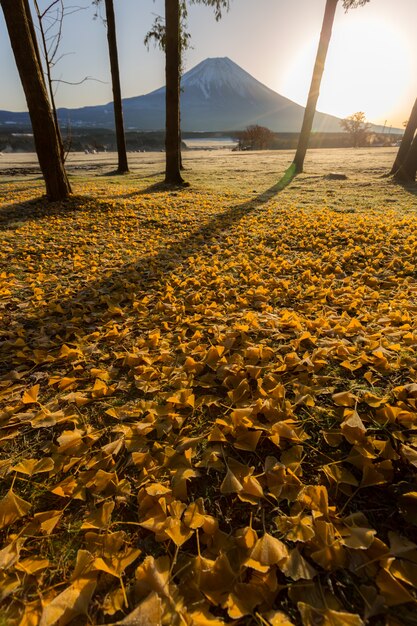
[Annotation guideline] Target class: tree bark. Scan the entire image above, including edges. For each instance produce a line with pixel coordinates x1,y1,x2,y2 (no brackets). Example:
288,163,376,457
394,134,417,183
1,0,71,200
32,0,66,162
390,97,417,176
165,0,185,185
292,0,338,174
104,0,129,173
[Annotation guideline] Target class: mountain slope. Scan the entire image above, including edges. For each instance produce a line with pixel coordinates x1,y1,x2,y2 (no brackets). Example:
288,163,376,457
0,57,347,132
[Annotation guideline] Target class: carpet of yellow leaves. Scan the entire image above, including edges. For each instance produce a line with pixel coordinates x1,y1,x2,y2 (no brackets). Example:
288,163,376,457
1,154,417,625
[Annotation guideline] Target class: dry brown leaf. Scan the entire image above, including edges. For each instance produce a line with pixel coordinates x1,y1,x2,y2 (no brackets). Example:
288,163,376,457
12,457,54,476
280,548,317,581
246,533,288,570
114,591,163,625
0,489,31,530
39,576,97,626
22,384,40,404
220,467,243,494
298,602,364,625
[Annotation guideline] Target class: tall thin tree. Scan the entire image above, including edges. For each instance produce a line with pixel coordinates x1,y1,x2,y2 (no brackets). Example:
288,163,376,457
1,0,71,200
292,0,369,174
33,0,66,161
163,0,230,185
165,0,184,184
103,0,129,173
93,0,129,173
292,0,338,174
145,9,191,172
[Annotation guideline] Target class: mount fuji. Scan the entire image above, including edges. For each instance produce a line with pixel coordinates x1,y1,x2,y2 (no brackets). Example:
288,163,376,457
0,57,343,132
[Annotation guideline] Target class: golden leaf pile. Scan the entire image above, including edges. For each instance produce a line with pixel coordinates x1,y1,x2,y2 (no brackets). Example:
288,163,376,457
0,164,417,625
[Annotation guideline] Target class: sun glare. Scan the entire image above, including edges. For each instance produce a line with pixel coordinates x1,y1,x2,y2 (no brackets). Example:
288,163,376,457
282,17,411,126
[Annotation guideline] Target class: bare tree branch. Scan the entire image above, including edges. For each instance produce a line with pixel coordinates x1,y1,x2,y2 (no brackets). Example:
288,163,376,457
52,76,108,85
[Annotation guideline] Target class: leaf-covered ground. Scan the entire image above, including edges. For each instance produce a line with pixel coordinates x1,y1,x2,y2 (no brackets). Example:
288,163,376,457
1,149,417,625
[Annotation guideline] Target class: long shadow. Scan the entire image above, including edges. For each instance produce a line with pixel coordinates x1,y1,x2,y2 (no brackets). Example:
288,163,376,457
107,164,298,201
123,181,189,196
0,166,296,375
0,195,121,230
98,170,165,181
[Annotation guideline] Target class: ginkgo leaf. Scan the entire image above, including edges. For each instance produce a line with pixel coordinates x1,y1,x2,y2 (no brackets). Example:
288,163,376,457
22,384,40,404
246,533,288,570
135,556,172,601
32,510,63,535
280,548,317,581
376,568,416,606
0,537,24,570
339,524,376,550
39,576,97,626
115,591,163,625
15,557,50,575
220,468,243,494
225,582,265,618
297,602,364,626
164,517,194,546
183,498,207,529
341,409,366,444
275,514,315,543
235,526,258,550
332,391,357,407
81,501,115,530
0,489,31,530
12,457,54,476
300,485,329,517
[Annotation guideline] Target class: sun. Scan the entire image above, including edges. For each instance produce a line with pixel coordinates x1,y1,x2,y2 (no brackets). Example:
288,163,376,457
282,16,411,126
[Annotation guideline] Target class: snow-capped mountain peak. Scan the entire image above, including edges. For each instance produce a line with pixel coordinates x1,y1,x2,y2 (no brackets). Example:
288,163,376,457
180,57,275,100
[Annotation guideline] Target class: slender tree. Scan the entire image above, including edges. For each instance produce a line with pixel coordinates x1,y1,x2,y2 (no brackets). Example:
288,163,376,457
103,0,129,173
165,0,185,184
1,0,71,200
93,0,129,173
292,0,369,174
292,0,338,173
145,9,190,171
390,97,417,176
33,0,66,161
163,0,230,185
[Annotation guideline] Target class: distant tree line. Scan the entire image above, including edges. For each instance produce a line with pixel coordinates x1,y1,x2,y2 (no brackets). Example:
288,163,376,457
1,0,416,199
234,122,398,152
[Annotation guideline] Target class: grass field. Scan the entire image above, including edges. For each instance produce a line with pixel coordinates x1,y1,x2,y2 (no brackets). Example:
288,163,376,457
1,148,417,625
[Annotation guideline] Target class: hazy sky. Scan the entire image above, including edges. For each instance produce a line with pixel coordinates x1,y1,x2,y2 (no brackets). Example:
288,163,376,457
1,0,416,128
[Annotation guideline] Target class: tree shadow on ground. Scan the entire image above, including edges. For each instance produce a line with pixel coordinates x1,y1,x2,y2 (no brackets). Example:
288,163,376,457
0,195,121,229
98,170,166,183
0,165,296,376
393,180,417,196
126,181,190,196
108,164,297,201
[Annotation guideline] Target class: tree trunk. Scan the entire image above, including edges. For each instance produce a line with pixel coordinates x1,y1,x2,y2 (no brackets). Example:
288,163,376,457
394,133,417,183
32,0,66,162
1,0,71,200
292,0,338,174
390,97,417,176
165,0,185,185
104,0,129,174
